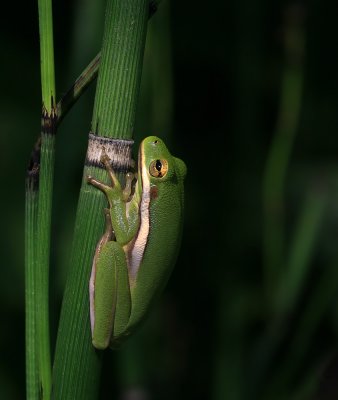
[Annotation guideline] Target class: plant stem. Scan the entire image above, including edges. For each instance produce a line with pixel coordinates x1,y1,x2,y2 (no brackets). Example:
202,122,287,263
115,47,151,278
36,120,56,400
91,0,149,138
38,0,56,112
262,5,305,299
25,178,39,400
26,0,57,398
276,186,327,313
52,1,149,398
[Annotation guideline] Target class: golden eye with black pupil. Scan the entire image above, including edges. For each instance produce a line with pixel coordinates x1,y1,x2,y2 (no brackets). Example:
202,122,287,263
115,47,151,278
149,159,168,178
155,160,162,171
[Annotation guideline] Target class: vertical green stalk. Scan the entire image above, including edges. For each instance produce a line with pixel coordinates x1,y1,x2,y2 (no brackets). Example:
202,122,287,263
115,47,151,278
91,0,148,137
276,187,327,313
36,126,56,400
38,0,56,112
34,0,56,398
52,1,149,398
249,8,306,395
25,177,39,400
262,6,304,299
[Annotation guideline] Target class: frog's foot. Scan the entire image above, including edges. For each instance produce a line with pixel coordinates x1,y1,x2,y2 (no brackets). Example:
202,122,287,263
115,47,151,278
87,175,112,194
100,152,120,189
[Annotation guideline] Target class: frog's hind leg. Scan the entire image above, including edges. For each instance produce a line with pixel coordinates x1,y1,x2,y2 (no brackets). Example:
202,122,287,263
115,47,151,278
91,240,131,350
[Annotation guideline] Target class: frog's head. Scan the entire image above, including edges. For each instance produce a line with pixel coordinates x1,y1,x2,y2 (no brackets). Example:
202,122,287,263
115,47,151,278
139,136,186,185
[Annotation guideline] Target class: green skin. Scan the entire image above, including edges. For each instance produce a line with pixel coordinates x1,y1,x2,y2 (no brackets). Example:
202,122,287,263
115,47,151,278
87,136,186,349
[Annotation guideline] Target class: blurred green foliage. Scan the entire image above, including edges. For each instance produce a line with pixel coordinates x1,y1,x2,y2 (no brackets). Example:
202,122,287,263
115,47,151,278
2,0,338,399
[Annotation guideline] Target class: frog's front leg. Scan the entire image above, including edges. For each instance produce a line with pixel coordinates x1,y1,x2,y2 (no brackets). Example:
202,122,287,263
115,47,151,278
87,159,135,203
87,152,124,205
87,154,139,245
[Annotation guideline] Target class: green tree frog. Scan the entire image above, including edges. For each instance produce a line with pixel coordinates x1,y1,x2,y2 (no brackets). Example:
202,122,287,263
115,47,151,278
87,136,186,349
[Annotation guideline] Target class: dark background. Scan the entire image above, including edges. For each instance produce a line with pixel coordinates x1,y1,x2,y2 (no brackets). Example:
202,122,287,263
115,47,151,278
2,0,338,399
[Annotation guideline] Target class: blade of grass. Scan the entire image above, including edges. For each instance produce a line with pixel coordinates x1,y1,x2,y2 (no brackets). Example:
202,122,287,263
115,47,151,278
275,185,327,314
250,184,327,398
52,1,149,398
262,5,305,300
264,258,338,397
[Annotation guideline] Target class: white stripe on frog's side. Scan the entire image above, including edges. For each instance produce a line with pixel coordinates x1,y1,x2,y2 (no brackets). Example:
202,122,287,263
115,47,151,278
125,143,151,285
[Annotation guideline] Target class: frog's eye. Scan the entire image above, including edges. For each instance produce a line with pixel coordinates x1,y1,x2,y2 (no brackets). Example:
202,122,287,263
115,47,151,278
149,159,168,178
